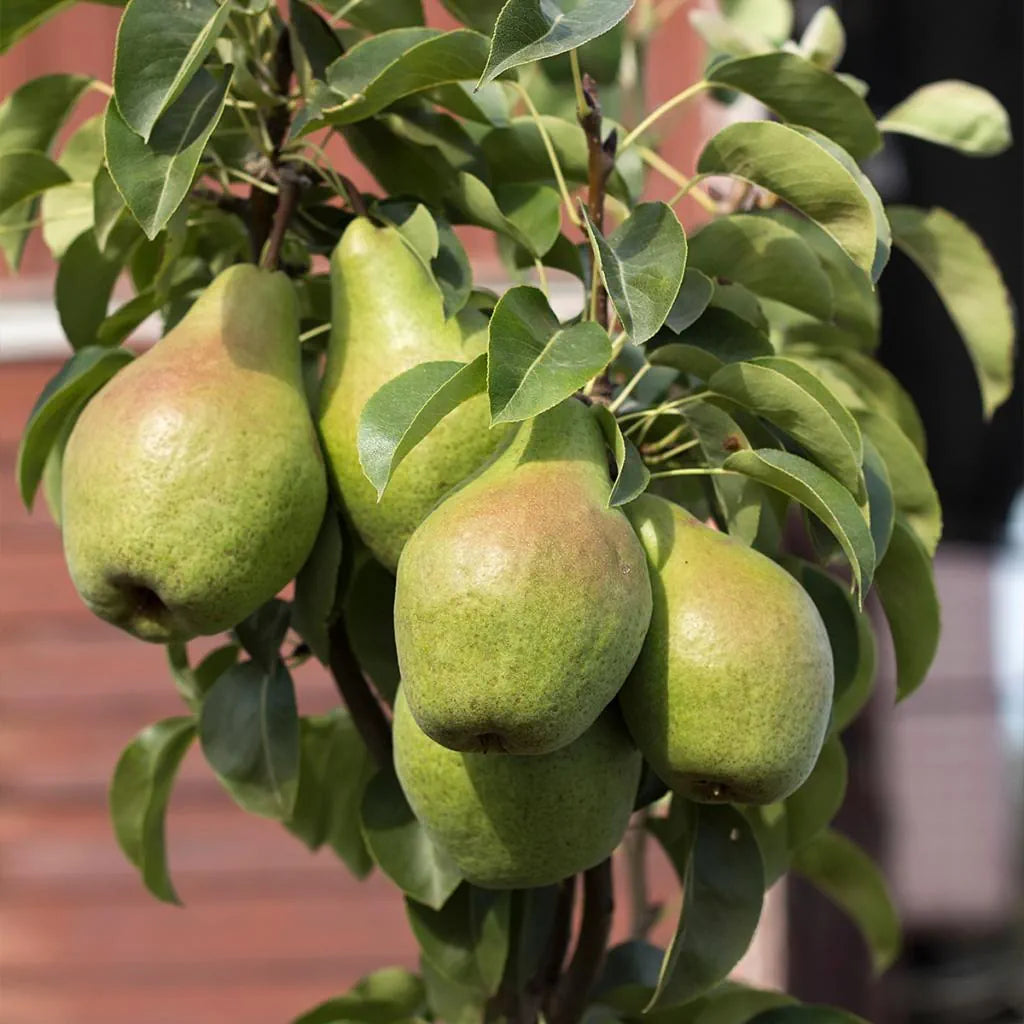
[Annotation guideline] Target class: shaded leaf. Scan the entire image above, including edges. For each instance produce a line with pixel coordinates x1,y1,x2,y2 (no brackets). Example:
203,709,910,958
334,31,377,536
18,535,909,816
294,967,426,1024
0,151,70,217
831,604,877,733
292,507,345,665
0,72,92,153
344,556,400,705
488,286,611,423
594,940,664,1014
235,598,291,670
109,716,196,905
784,734,847,851
652,308,773,381
665,269,714,334
591,405,650,507
860,435,895,565
335,0,424,32
166,642,239,711
447,174,561,257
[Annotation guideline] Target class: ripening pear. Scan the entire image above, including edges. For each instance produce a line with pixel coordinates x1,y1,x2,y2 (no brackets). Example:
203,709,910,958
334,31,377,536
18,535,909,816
620,494,833,804
393,688,641,889
60,264,327,643
318,217,503,572
395,398,653,755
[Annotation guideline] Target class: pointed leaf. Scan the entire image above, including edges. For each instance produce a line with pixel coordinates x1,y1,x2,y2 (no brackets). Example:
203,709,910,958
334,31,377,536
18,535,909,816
113,0,233,141
166,642,239,711
799,6,845,69
0,151,70,217
234,598,291,670
199,659,300,821
879,81,1011,156
648,803,764,1009
874,518,940,702
358,356,488,497
488,286,611,423
708,52,880,159
791,829,901,973
479,0,636,84
583,202,688,344
447,174,561,257
720,0,793,44
697,121,876,275
110,716,196,905
591,405,650,507
724,448,875,597
889,205,1016,417
105,66,232,239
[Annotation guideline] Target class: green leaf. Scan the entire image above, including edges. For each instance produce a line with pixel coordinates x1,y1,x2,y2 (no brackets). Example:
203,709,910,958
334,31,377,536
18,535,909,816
708,52,880,159
720,0,792,44
292,507,345,665
784,734,847,850
724,448,875,597
407,885,511,996
105,66,232,239
594,941,664,1014
234,598,291,670
652,308,773,381
109,716,196,905
879,80,1011,156
429,80,510,126
582,201,688,345
0,151,70,217
0,72,92,154
447,175,561,257
113,0,232,141
874,518,940,702
591,405,650,507
93,164,127,250
287,709,375,878
665,269,714,333
479,0,635,84
290,0,345,86
648,802,764,1009
166,642,239,711
361,769,463,910
441,0,505,33
335,0,424,32
16,345,134,508
860,436,895,565
798,6,845,69
688,215,833,320
294,967,426,1024
688,10,772,59
647,983,794,1024
709,356,864,496
41,180,94,258
487,286,611,423
855,409,940,555
791,829,901,973
888,204,1016,417
198,659,300,821
358,356,487,497
697,121,876,276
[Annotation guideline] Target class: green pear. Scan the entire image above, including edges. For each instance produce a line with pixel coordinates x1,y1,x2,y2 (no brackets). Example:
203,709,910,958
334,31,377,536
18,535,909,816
393,687,641,889
318,217,502,572
60,264,327,643
395,398,653,755
620,494,833,804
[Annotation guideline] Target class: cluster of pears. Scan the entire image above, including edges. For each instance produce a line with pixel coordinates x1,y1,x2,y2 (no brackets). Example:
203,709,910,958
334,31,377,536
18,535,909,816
58,215,834,891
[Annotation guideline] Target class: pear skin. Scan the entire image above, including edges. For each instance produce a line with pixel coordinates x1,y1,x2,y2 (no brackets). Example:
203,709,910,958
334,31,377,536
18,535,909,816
621,494,833,804
61,264,327,642
393,688,641,889
318,218,502,572
394,398,653,755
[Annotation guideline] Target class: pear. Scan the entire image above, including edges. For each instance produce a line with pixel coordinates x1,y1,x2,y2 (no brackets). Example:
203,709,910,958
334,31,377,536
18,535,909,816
60,264,327,643
393,688,641,889
318,217,502,572
620,494,833,805
395,398,652,755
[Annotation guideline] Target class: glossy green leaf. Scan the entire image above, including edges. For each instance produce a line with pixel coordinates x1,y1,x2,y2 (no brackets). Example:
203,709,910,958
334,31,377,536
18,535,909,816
287,709,375,878
198,659,300,821
583,202,687,345
592,405,650,507
665,269,715,334
109,716,196,905
791,829,901,973
361,770,462,910
234,598,291,671
447,175,561,257
688,215,833,320
407,885,511,996
709,356,864,496
875,518,941,702
724,448,875,597
294,967,426,1024
113,0,232,141
708,52,880,159
880,80,1011,156
799,6,845,69
0,151,70,217
166,642,239,711
358,356,487,497
16,345,134,507
105,66,232,239
889,204,1016,417
487,286,611,423
93,164,126,251
292,507,345,665
698,122,876,276
479,0,635,84
648,802,764,1009
429,80,510,126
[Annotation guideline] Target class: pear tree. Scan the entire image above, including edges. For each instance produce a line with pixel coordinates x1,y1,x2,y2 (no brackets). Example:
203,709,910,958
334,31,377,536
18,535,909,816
5,1,1017,1022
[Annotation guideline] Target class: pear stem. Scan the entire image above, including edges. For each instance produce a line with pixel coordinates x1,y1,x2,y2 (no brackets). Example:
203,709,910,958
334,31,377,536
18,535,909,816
549,859,614,1024
327,620,393,769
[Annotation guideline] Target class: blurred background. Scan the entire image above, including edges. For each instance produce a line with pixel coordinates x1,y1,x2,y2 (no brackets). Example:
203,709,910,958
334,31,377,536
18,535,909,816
1,2,1021,1022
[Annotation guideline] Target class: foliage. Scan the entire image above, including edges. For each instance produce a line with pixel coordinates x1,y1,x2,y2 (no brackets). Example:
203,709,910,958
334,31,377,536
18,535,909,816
4,1,1016,1023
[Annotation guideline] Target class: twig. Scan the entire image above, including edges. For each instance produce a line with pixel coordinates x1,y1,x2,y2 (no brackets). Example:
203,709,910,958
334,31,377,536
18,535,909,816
549,859,614,1024
327,619,393,770
261,166,302,271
